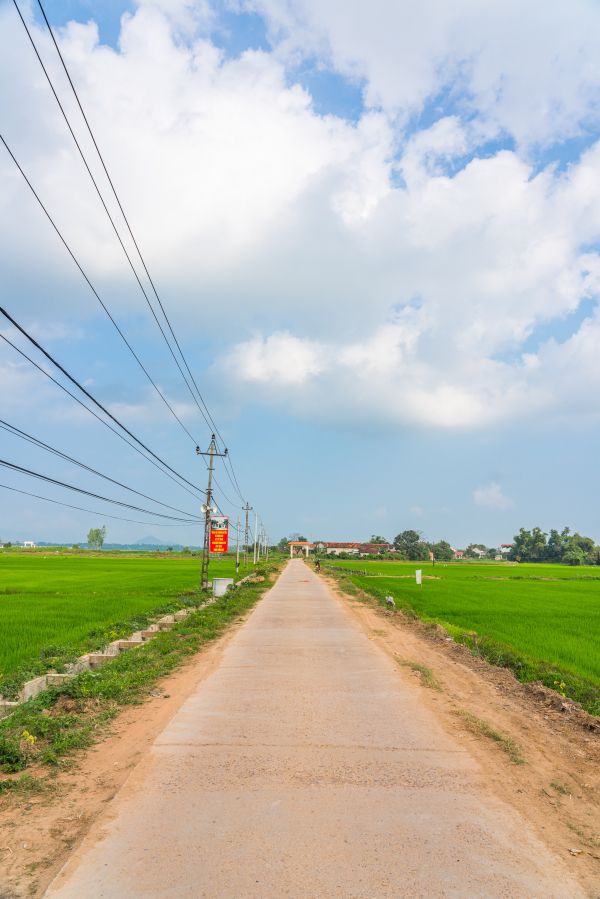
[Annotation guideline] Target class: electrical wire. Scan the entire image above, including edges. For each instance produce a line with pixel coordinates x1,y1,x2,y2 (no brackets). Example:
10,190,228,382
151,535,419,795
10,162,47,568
0,418,203,520
0,331,203,502
0,482,198,527
0,459,199,522
0,132,201,447
0,308,204,497
30,0,248,504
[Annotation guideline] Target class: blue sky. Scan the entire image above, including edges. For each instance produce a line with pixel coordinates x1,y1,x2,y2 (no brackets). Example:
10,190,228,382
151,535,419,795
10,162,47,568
2,0,600,548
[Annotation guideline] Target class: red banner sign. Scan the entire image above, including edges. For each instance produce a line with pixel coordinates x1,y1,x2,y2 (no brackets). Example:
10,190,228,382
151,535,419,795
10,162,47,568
209,516,229,553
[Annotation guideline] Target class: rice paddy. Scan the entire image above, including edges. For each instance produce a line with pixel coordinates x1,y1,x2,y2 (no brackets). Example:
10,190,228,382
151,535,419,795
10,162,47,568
325,559,600,714
0,550,243,694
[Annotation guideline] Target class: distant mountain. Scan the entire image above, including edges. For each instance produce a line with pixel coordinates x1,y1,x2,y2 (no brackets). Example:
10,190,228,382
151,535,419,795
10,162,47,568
134,536,163,545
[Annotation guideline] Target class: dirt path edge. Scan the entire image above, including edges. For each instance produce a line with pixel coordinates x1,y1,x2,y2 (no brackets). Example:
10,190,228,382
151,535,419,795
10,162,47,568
324,573,600,896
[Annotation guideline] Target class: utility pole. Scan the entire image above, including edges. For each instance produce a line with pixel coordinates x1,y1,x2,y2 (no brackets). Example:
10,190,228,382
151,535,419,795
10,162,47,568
243,502,252,567
253,512,258,565
196,435,227,591
235,516,240,575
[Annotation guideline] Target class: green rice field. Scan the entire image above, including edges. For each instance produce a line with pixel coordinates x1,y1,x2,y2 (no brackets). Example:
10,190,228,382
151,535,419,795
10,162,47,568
325,559,600,714
0,551,243,694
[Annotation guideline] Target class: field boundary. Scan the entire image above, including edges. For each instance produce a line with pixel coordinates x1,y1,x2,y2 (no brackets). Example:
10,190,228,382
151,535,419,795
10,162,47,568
323,567,600,720
0,577,260,720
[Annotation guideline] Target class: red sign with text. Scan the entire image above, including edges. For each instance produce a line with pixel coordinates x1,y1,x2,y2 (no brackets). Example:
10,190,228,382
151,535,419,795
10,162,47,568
209,516,229,553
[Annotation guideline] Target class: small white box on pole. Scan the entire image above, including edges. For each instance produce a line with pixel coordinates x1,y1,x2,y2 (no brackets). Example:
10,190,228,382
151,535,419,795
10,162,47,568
415,569,422,585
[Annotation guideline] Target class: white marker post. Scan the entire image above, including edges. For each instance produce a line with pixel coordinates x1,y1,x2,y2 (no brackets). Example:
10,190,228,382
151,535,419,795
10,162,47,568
415,569,422,586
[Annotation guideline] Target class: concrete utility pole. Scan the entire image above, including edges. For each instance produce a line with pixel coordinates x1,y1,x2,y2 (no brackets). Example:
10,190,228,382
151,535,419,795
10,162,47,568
235,516,240,575
196,435,228,590
253,512,258,565
243,502,252,567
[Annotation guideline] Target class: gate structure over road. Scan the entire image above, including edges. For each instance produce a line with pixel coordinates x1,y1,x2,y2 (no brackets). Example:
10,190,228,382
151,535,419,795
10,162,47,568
287,540,314,558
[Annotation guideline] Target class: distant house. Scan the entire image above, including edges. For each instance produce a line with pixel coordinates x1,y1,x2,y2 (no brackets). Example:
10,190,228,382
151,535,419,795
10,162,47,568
470,547,486,559
499,544,513,556
23,540,36,548
356,543,394,555
453,549,465,560
324,542,361,556
322,542,394,556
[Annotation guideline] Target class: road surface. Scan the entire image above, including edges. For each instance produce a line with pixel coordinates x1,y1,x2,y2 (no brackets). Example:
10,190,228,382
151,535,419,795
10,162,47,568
46,560,583,898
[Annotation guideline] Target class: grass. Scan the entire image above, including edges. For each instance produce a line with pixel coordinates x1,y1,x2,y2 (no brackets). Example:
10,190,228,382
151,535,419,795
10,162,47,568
455,710,525,764
325,559,600,715
395,657,442,690
0,560,279,776
0,551,245,696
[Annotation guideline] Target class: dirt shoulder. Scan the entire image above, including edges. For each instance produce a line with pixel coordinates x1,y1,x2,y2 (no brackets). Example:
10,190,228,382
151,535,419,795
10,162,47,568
326,574,600,896
0,607,252,898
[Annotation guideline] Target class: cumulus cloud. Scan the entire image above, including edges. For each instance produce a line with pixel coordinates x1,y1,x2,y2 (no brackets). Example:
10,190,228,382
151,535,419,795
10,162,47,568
2,0,600,433
246,0,600,147
225,331,325,385
473,482,513,510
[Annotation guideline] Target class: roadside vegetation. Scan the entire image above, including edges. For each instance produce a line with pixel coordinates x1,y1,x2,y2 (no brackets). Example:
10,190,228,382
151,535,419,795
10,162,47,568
0,557,281,780
325,559,600,715
455,710,525,765
0,551,245,696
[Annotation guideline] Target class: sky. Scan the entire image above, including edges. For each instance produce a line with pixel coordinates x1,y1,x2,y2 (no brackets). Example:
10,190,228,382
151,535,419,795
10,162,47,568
1,0,600,548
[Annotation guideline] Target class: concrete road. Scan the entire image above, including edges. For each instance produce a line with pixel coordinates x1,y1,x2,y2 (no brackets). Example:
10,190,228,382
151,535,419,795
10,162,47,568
46,561,583,898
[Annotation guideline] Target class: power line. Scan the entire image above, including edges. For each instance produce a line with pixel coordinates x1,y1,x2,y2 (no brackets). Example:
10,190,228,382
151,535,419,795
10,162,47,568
0,132,201,447
0,306,204,497
29,0,248,504
0,331,203,502
1,129,244,512
0,459,199,522
0,418,203,520
0,482,198,527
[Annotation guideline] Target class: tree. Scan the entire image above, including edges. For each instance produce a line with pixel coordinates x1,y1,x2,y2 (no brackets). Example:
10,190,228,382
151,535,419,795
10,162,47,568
509,527,547,562
277,534,308,552
545,527,571,562
393,530,423,559
432,540,453,561
369,535,388,544
87,526,106,550
563,546,585,566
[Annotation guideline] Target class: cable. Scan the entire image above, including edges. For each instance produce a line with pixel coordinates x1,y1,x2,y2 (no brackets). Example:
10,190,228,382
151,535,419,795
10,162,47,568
0,459,199,522
0,482,198,527
31,0,248,503
0,308,204,496
0,132,201,447
0,331,202,502
1,128,244,509
0,418,203,520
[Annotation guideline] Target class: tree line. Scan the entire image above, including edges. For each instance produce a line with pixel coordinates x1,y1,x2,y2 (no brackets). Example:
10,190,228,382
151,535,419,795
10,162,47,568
278,527,600,566
509,527,600,565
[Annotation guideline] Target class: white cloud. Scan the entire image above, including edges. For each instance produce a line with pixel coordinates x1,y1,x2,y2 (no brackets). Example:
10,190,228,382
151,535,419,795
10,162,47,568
225,331,325,385
247,0,600,147
2,1,600,435
473,482,513,510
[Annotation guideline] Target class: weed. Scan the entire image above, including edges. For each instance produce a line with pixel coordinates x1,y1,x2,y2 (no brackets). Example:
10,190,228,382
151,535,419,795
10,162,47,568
550,780,571,795
455,710,525,765
396,657,442,691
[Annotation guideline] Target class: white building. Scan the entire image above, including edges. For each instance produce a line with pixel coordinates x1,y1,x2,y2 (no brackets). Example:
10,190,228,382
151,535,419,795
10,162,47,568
23,540,36,548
